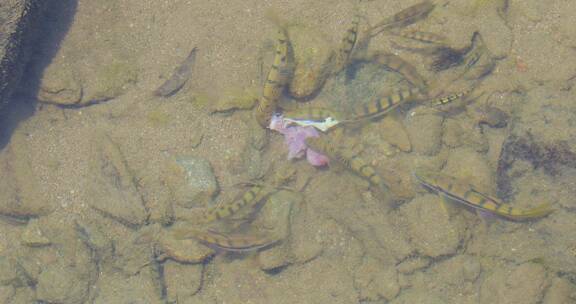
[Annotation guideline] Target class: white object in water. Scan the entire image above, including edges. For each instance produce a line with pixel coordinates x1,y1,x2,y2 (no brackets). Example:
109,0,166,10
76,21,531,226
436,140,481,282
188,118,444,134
283,117,339,132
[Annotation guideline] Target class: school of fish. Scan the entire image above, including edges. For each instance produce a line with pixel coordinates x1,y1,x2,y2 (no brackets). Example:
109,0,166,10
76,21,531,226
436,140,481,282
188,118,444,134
170,0,552,253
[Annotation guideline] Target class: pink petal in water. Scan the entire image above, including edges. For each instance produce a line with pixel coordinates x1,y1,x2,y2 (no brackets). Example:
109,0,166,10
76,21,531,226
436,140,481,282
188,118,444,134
306,148,329,167
269,114,329,166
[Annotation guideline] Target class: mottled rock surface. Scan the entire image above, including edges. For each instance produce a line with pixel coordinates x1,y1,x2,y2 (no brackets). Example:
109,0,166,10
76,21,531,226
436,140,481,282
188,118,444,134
0,0,50,111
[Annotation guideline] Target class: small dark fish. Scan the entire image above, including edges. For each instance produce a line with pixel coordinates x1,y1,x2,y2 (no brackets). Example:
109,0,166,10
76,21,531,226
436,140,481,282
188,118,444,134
370,1,435,37
154,47,198,97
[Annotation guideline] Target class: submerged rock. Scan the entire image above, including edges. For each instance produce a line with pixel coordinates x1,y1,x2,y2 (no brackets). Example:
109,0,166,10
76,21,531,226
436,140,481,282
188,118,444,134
287,23,334,100
405,112,444,156
36,262,91,304
164,261,204,302
88,134,147,228
20,218,51,247
159,230,214,264
0,132,54,219
480,263,549,304
398,194,467,258
0,0,51,110
257,190,300,271
543,277,576,304
162,156,219,209
354,257,400,302
390,289,448,304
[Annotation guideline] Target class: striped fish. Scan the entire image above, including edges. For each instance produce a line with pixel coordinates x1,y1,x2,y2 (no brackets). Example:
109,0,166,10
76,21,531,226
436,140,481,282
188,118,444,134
413,168,553,220
283,105,344,122
347,87,423,121
255,27,292,128
172,227,279,252
306,135,385,189
370,52,427,91
200,184,269,224
429,88,473,106
334,14,361,72
199,166,295,224
390,29,448,45
370,1,435,37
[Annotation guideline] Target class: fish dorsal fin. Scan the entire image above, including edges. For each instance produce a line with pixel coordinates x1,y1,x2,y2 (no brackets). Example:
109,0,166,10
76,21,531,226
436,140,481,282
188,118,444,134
461,179,503,206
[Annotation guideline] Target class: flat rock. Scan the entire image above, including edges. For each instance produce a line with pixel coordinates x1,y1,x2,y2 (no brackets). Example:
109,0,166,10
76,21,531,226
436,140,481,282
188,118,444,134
159,229,214,264
0,132,54,218
89,135,147,228
36,1,139,105
164,261,204,303
0,285,15,303
93,270,162,304
20,218,51,247
543,277,576,304
390,289,448,304
354,257,400,302
36,262,91,304
405,113,444,156
444,147,495,194
398,194,467,258
256,190,300,271
0,256,20,286
162,156,219,208
480,262,549,304
431,255,482,288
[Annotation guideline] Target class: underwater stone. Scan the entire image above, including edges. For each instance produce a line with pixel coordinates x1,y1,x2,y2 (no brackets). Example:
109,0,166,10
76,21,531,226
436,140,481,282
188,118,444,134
159,229,214,264
164,261,203,302
168,156,219,208
89,135,147,228
543,277,576,304
480,263,549,304
0,257,19,286
405,112,444,156
257,190,300,271
36,262,90,304
399,194,466,258
287,23,334,100
444,147,494,194
0,132,55,219
355,257,400,302
37,58,82,105
390,289,448,304
20,218,51,247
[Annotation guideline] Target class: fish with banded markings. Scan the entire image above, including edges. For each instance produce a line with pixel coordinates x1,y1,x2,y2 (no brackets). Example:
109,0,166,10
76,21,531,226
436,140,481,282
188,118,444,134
172,227,279,252
413,168,553,220
255,27,293,127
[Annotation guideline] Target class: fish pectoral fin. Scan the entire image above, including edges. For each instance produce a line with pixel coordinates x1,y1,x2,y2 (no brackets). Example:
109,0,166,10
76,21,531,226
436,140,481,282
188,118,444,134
439,196,459,219
468,187,504,206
